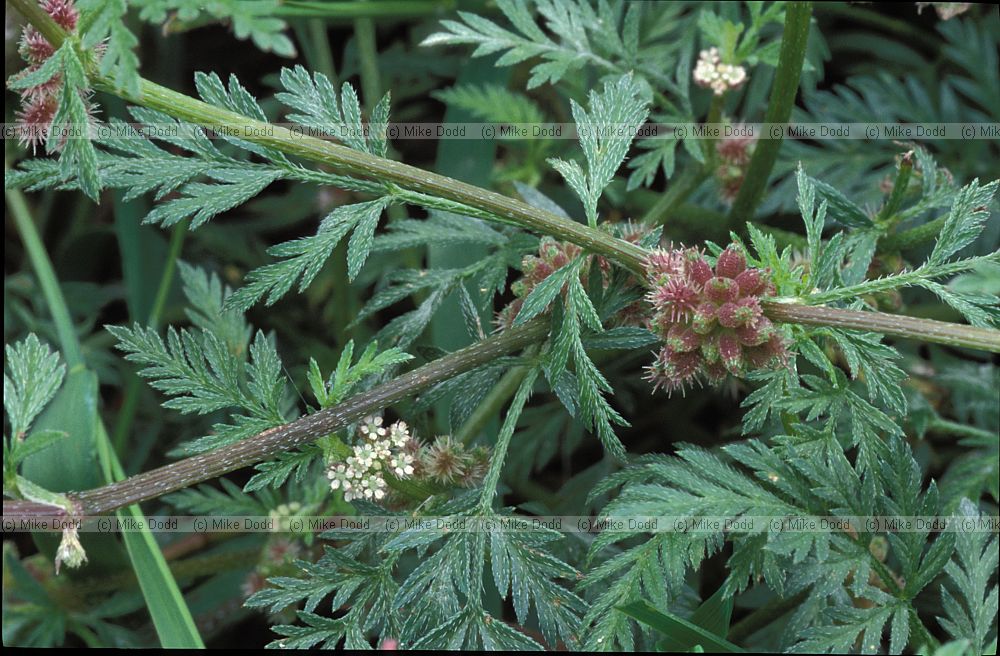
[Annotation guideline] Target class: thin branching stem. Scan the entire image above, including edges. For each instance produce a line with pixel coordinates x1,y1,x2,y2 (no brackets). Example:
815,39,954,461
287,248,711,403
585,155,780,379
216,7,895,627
10,0,998,358
2,318,549,518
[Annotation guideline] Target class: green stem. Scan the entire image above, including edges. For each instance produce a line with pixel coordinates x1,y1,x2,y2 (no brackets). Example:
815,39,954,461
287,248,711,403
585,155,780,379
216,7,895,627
8,0,649,276
642,166,710,227
727,590,809,643
762,301,1000,353
5,159,84,370
6,155,202,648
727,1,812,223
275,0,458,19
2,318,549,518
353,15,382,109
927,419,997,444
8,3,996,355
881,215,947,252
785,257,995,306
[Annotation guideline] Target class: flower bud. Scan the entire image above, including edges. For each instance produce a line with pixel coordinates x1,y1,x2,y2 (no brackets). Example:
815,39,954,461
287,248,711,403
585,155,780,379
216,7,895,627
55,525,87,574
734,269,764,296
691,303,717,334
685,256,714,286
718,333,744,375
705,277,739,304
666,325,701,352
715,247,746,279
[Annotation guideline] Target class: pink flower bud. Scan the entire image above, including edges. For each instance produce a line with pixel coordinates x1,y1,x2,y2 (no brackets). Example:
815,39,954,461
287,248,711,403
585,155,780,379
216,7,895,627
705,277,739,304
686,256,714,286
718,333,743,375
715,247,746,279
667,325,701,352
717,302,741,328
734,269,764,296
691,302,717,334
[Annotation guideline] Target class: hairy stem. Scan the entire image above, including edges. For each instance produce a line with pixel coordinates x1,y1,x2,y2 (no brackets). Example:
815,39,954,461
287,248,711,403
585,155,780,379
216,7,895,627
788,256,996,306
9,0,649,275
763,302,1000,353
727,1,812,223
11,0,995,356
2,319,549,518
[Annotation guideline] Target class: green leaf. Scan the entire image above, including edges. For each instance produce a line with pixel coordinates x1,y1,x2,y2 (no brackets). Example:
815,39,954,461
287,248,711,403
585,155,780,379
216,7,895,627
617,600,745,652
808,176,873,228
227,197,390,310
549,74,650,225
929,179,999,266
513,259,580,326
4,334,66,438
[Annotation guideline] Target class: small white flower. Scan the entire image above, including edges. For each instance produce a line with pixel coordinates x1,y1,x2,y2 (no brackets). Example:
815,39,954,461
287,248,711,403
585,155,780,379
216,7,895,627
388,421,411,448
390,453,415,477
359,415,386,439
693,46,747,96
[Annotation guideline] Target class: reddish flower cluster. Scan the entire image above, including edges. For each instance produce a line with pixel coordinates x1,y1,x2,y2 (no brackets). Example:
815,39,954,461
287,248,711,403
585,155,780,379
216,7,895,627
715,132,756,203
644,244,788,395
11,0,95,152
497,226,647,329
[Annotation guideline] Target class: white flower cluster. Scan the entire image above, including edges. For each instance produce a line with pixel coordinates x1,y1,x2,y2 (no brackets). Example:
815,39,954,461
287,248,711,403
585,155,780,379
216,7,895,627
327,416,415,502
693,47,747,96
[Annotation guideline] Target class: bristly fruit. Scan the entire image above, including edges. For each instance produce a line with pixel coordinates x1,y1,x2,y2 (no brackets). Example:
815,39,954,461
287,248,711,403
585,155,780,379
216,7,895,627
497,225,648,329
644,244,788,395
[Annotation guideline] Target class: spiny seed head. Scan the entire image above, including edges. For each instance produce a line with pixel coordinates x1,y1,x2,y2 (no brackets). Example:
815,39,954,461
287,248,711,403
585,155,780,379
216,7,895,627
735,268,764,296
715,246,747,279
705,276,739,304
644,243,789,394
499,226,653,329
666,325,700,352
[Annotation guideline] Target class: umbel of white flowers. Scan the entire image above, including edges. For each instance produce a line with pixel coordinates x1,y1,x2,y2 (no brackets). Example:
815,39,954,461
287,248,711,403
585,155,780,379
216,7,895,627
327,416,415,502
693,47,748,96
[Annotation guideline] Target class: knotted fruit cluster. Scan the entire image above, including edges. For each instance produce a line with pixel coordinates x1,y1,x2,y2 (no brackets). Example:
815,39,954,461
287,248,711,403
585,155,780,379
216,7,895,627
644,245,788,394
497,226,646,329
10,0,97,152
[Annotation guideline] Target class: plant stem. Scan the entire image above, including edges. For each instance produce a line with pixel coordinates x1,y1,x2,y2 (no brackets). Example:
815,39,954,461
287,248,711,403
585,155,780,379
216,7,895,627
5,159,84,370
353,15,382,109
275,0,458,19
788,257,996,306
881,215,947,252
763,301,1000,353
927,419,997,444
6,159,202,648
2,318,549,518
7,0,649,277
642,164,710,227
727,1,812,223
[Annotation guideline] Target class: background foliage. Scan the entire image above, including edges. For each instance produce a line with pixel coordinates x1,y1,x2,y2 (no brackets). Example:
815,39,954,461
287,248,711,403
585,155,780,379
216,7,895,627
3,0,998,651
